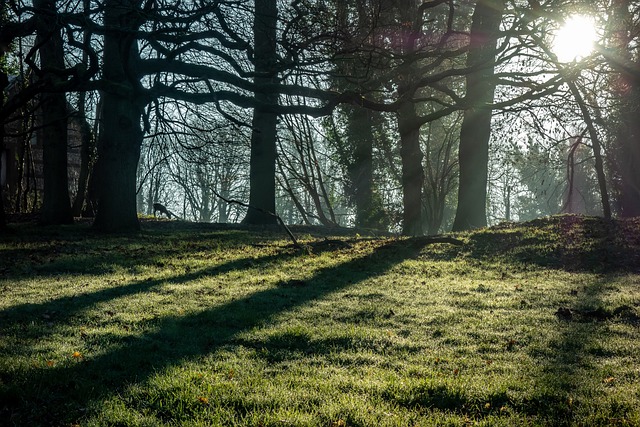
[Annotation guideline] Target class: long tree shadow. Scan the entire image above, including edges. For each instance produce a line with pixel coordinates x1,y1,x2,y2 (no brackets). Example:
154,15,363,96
462,215,640,273
413,215,640,273
522,277,615,426
0,249,301,357
1,239,424,425
0,226,271,278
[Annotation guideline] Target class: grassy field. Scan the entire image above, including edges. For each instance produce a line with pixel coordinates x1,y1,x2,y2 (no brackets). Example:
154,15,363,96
1,215,639,426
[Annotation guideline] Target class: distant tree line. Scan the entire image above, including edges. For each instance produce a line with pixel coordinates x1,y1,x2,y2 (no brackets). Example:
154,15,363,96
1,0,638,234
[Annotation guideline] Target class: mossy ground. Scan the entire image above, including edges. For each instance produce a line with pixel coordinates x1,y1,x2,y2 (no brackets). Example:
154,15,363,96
1,215,639,426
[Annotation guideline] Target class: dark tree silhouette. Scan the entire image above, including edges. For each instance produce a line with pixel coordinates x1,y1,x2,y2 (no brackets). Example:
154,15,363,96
92,0,146,232
34,0,73,225
243,0,279,225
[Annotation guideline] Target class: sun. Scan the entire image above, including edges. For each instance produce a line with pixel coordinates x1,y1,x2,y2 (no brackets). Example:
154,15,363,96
552,15,598,62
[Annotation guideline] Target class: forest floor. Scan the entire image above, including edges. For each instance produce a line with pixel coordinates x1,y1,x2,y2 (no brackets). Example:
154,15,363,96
1,214,639,426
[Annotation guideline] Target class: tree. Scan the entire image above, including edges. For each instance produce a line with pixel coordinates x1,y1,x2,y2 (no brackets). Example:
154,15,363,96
330,1,389,229
71,0,97,218
1,0,98,223
608,0,640,216
452,0,504,231
0,107,6,230
278,112,341,226
89,1,375,231
8,0,625,233
34,0,74,225
242,0,279,224
0,16,8,230
92,0,146,232
423,113,460,234
395,0,425,236
565,78,611,218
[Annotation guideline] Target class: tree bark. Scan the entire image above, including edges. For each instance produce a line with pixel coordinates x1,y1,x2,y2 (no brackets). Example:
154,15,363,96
566,80,611,219
398,102,424,235
396,0,424,236
72,0,95,217
617,85,640,217
0,54,7,230
0,119,6,231
71,107,94,217
35,0,73,225
346,106,379,228
243,0,279,224
452,0,504,231
332,2,386,229
610,0,640,217
92,92,143,232
424,120,458,235
92,0,143,232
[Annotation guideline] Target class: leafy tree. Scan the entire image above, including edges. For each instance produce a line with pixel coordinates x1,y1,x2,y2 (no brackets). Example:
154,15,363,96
327,1,390,229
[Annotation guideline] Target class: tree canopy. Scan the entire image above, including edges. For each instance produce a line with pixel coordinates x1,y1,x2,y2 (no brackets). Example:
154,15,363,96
1,0,638,233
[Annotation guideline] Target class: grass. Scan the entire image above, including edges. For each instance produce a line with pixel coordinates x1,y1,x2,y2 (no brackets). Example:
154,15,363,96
0,215,639,426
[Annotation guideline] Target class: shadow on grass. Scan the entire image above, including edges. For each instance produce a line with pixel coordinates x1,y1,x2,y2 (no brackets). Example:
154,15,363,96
2,217,638,424
0,238,424,425
419,215,640,273
0,249,297,355
522,276,639,426
523,280,607,425
0,225,263,277
374,279,634,423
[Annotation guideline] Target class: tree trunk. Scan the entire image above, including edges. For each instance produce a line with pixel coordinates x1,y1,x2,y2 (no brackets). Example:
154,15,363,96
347,106,378,228
71,107,94,217
398,102,424,235
0,122,6,231
452,0,504,231
72,0,95,217
243,0,279,224
396,0,424,236
566,80,611,219
196,167,211,222
610,0,640,217
92,92,143,232
617,87,640,217
424,121,457,235
136,152,145,214
218,179,229,223
0,61,7,230
82,95,103,217
36,0,73,225
92,0,143,233
332,2,386,229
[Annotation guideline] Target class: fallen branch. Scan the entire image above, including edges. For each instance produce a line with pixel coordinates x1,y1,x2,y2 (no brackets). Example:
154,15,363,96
211,189,302,250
